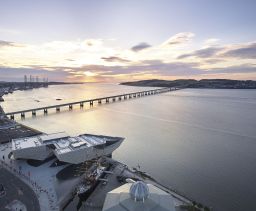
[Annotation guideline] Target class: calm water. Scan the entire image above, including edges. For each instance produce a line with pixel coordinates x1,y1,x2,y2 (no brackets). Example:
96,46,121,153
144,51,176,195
2,84,256,211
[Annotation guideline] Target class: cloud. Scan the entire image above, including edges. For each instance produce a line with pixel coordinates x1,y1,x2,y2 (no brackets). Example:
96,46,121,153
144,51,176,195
222,42,256,59
1,60,255,82
0,40,25,49
208,65,256,74
178,42,256,60
72,61,202,77
1,36,255,81
203,59,225,64
0,40,16,47
83,39,103,47
178,47,222,59
0,66,69,81
101,56,130,63
203,38,220,46
163,32,195,45
76,61,256,78
131,42,151,52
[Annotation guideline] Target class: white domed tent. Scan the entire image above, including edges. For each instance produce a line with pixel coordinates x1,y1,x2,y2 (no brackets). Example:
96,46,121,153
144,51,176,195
103,181,176,211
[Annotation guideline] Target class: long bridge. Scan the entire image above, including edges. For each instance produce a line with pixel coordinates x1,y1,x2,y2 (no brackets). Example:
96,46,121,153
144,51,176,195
6,87,178,119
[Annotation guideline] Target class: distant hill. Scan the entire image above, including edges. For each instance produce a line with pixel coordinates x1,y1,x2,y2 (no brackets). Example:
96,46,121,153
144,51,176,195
120,79,256,89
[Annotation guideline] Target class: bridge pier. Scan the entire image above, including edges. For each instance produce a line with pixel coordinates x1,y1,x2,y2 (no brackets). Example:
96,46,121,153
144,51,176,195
129,94,132,99
106,98,109,103
112,98,115,102
124,95,127,100
98,100,102,104
44,109,48,114
133,94,136,98
118,96,122,101
80,103,84,108
69,105,73,110
90,101,93,106
56,107,60,112
10,115,14,120
21,112,25,118
32,110,36,116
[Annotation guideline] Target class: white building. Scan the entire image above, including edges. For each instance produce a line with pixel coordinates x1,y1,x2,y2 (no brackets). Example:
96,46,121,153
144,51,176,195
12,132,124,164
103,181,176,211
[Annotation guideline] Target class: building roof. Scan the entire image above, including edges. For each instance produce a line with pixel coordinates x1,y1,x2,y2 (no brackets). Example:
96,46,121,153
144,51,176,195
103,182,176,211
12,132,68,150
12,132,123,156
130,181,149,201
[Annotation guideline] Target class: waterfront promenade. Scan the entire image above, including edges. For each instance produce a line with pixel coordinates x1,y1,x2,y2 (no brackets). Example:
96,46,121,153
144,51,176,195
0,143,59,210
0,167,40,211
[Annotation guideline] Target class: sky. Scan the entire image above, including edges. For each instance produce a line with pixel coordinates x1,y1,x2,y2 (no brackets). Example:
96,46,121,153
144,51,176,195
0,0,256,82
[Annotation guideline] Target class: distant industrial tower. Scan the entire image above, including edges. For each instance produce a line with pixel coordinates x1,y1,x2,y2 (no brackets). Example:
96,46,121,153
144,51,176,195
24,75,27,87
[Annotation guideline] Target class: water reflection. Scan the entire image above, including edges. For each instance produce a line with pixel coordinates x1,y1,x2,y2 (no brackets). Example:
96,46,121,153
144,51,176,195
2,85,256,211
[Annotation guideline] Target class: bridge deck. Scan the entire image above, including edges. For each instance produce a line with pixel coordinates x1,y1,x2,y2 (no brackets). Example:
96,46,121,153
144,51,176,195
5,87,175,116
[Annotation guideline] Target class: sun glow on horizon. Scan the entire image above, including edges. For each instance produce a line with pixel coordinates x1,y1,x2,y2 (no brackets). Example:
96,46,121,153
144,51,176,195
84,71,98,77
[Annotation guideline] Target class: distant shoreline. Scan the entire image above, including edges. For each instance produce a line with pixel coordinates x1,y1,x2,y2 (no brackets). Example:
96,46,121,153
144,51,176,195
120,79,256,89
0,81,83,101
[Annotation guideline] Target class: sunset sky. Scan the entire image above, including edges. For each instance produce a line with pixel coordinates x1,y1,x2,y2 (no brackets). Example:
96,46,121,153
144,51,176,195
0,0,255,82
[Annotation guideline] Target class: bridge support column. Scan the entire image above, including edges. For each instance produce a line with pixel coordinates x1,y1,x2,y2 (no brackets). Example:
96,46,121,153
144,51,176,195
56,107,60,112
90,101,93,106
32,110,36,116
10,115,14,120
80,103,84,108
21,112,25,118
133,94,136,98
124,95,127,100
118,96,122,101
44,109,48,114
129,95,132,99
69,105,73,110
106,98,109,103
112,98,115,102
98,100,102,104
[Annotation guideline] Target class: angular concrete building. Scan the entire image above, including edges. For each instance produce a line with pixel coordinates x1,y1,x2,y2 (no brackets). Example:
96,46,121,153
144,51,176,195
12,132,124,164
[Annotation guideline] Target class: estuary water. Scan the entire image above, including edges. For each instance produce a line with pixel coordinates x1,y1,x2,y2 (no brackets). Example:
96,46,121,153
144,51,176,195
1,83,256,211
